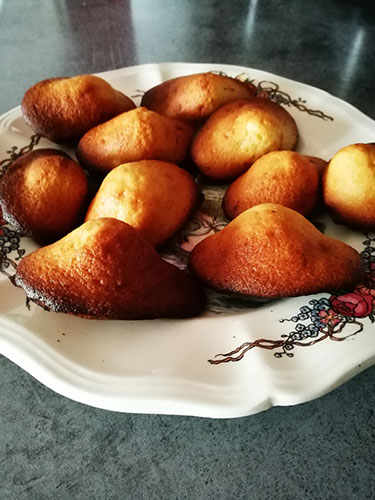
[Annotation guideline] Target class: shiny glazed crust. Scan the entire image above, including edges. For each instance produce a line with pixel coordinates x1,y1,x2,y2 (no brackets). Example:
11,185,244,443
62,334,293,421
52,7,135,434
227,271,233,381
76,107,194,174
189,204,363,298
191,98,298,181
141,72,255,125
14,218,206,319
21,75,136,143
0,148,88,244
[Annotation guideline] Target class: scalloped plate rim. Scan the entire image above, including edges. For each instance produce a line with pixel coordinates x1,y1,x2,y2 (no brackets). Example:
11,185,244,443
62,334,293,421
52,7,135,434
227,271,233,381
0,62,374,418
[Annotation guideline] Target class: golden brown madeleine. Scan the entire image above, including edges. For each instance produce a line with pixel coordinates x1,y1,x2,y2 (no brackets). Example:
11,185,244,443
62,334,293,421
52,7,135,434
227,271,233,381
14,218,205,319
141,72,255,125
223,151,320,219
323,143,375,229
85,160,201,247
0,149,88,244
189,204,363,298
76,107,194,175
191,98,298,181
21,75,136,143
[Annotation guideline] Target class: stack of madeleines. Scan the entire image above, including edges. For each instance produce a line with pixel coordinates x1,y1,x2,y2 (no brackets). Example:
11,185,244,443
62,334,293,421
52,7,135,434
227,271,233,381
0,72,373,320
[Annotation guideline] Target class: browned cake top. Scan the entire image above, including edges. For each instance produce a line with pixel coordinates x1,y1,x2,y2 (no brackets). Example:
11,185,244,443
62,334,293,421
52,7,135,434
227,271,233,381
141,72,255,124
76,107,193,174
191,98,298,181
85,160,201,247
223,150,320,219
15,218,205,319
189,204,363,298
323,143,375,229
0,148,88,244
21,75,136,143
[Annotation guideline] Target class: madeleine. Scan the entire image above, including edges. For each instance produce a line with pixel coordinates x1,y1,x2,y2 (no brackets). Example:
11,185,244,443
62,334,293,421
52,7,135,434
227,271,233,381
14,218,206,319
85,160,200,247
141,72,255,125
191,98,298,181
0,149,88,244
76,107,193,174
323,143,375,229
189,204,363,298
223,151,320,219
21,75,136,143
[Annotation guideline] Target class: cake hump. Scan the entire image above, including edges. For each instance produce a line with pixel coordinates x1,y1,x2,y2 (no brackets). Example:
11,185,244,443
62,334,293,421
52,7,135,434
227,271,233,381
15,218,205,319
189,204,363,298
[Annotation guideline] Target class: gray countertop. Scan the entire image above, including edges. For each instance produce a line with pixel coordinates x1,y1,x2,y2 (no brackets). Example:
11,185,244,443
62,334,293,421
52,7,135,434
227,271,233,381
1,1,374,498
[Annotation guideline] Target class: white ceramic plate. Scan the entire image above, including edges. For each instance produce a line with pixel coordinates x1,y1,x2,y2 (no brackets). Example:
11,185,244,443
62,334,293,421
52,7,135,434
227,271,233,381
0,63,374,418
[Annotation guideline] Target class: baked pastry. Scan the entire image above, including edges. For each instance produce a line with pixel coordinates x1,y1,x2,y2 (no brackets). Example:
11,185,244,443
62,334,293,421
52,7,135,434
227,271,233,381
323,143,375,229
21,75,136,143
189,204,363,298
141,72,255,125
0,149,88,244
14,218,206,319
223,150,320,219
76,107,193,174
190,98,298,181
85,160,201,247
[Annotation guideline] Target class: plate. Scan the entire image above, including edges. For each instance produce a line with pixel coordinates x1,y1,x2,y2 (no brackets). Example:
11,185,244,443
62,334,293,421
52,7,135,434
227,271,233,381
0,63,374,418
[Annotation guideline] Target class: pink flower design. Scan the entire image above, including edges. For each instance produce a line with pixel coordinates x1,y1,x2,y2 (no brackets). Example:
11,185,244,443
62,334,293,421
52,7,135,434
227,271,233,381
318,308,342,326
356,284,375,299
330,292,374,318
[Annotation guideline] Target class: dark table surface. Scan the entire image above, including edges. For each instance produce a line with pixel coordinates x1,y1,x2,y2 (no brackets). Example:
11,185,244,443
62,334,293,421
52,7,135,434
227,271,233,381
1,1,375,499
